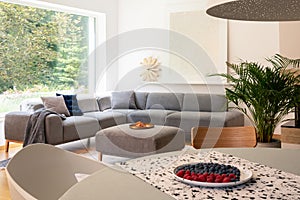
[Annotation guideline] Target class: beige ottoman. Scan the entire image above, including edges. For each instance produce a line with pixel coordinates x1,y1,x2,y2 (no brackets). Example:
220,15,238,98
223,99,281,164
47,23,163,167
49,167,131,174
95,124,185,160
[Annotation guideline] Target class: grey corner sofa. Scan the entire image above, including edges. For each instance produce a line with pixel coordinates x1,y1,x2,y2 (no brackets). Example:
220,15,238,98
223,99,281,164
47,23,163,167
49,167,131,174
4,91,244,151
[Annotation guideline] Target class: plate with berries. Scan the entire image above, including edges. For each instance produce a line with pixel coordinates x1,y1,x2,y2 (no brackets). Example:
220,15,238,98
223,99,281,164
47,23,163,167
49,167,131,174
173,162,252,187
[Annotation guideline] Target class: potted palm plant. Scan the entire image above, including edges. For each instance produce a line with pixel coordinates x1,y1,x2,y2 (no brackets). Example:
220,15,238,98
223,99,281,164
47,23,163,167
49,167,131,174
214,54,300,144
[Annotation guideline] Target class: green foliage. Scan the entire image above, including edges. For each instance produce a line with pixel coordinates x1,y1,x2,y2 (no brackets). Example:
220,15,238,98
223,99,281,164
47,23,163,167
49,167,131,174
213,55,300,143
0,2,89,94
269,54,300,68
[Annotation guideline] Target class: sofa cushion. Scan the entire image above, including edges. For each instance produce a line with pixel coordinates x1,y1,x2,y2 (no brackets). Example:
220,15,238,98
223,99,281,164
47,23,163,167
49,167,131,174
182,93,228,112
134,92,148,110
62,116,100,142
111,91,137,109
78,97,100,113
84,111,127,129
41,96,70,116
56,94,83,116
128,110,177,125
145,93,183,111
96,96,111,111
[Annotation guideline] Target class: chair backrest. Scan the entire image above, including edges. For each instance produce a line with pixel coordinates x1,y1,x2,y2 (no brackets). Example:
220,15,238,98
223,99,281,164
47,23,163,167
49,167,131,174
191,126,257,149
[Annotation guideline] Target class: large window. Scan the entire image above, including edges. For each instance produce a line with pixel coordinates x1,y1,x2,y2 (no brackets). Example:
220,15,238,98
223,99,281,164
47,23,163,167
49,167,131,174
0,1,102,113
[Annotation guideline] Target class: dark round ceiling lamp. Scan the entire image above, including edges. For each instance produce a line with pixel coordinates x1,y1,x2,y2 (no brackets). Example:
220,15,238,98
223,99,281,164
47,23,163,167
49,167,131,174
206,0,300,21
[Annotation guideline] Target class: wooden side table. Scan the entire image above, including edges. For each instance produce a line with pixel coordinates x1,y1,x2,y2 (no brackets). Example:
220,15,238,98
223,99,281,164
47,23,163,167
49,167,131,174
281,120,300,149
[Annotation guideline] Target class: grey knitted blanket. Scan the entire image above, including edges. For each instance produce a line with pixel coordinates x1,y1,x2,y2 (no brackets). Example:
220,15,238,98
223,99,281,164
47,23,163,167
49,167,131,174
23,108,66,147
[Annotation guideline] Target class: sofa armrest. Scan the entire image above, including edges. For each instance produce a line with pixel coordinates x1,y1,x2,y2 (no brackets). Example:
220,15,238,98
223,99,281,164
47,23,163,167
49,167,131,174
45,114,64,145
5,111,31,141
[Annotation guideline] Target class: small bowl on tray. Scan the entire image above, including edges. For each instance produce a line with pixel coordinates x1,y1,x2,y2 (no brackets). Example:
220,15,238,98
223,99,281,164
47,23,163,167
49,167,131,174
129,121,154,129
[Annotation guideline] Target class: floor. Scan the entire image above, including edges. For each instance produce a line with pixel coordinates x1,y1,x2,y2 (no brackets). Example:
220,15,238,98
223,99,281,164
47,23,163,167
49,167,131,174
0,144,21,200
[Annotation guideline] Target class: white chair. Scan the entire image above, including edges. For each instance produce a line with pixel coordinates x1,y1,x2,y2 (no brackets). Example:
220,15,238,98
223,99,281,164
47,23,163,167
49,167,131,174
6,144,104,200
6,144,173,200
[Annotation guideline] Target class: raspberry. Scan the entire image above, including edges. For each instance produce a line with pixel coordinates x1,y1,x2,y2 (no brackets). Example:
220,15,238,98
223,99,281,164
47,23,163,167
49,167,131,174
214,174,223,182
229,173,236,180
192,175,199,181
223,177,231,183
215,177,223,183
207,177,214,182
198,174,206,182
176,170,185,178
203,172,209,178
207,174,215,182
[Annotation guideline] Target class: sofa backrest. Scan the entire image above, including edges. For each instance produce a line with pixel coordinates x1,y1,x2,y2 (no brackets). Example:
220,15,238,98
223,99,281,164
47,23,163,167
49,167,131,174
93,91,228,112
95,92,149,111
134,92,149,110
77,97,100,113
145,93,184,111
182,93,228,112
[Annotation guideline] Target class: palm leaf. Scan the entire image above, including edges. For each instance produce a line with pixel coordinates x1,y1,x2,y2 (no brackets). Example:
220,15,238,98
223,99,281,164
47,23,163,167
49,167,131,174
269,54,300,68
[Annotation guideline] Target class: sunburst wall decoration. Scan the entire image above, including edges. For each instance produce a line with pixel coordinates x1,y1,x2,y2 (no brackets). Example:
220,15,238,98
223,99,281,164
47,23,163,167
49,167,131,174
140,56,161,82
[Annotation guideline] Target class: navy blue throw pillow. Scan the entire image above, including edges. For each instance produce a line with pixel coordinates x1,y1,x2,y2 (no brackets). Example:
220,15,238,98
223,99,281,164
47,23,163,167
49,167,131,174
56,93,83,116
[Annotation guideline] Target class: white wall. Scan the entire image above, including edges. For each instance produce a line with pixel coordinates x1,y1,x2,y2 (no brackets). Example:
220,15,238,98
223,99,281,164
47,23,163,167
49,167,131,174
115,0,229,93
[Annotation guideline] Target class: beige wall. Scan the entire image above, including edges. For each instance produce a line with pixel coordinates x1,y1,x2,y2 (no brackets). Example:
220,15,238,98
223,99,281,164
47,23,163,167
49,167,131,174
279,22,300,59
228,21,280,65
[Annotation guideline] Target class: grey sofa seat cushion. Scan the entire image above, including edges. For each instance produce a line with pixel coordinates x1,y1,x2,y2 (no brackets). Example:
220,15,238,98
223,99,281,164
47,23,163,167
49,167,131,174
182,93,228,112
134,92,149,110
111,90,137,109
84,111,127,129
165,111,244,142
146,93,184,111
105,109,136,115
128,110,177,125
78,98,100,113
105,109,136,122
62,116,100,142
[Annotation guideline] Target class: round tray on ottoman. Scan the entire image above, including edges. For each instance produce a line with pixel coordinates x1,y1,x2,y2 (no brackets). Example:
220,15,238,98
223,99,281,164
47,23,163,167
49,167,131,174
95,124,185,160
